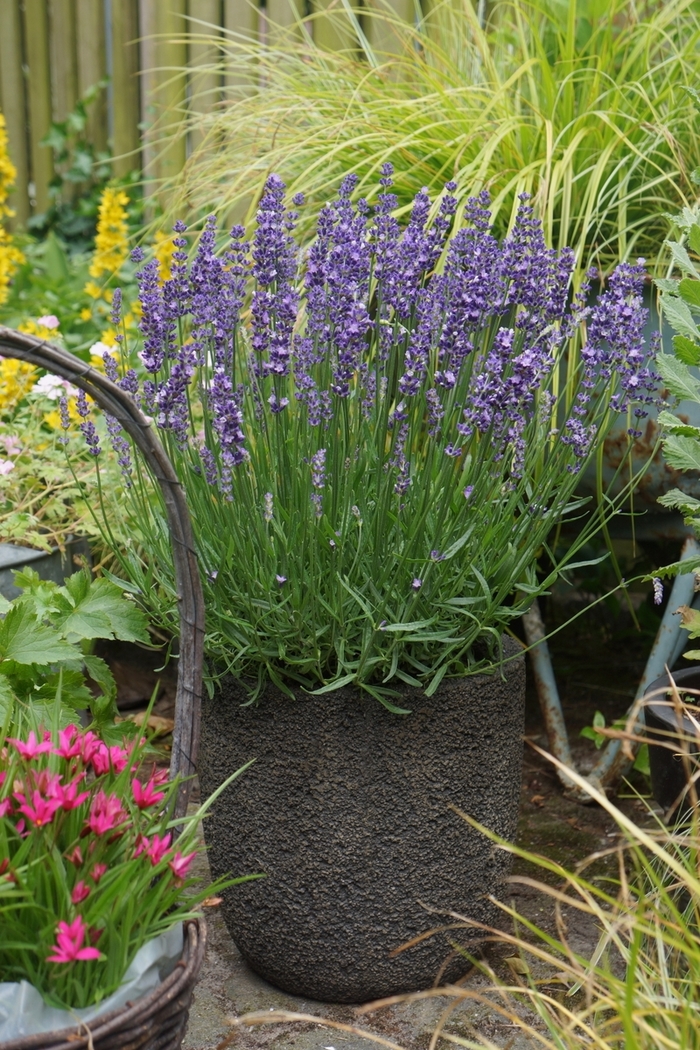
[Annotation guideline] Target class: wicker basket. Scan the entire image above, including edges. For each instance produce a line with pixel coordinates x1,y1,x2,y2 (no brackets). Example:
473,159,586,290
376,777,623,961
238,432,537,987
0,920,206,1050
0,328,207,1050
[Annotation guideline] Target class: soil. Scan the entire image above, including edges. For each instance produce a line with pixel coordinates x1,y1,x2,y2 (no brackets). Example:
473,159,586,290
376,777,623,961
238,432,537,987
98,588,667,1050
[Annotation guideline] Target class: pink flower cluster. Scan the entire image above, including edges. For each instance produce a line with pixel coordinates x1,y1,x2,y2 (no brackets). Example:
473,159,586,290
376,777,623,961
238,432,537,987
1,723,199,967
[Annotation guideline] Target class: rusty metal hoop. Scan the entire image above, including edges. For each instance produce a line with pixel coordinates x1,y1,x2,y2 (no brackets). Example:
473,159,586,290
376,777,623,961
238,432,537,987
0,327,204,818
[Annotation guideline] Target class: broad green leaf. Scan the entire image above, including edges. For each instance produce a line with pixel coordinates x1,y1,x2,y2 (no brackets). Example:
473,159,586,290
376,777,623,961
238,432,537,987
34,670,94,711
0,604,78,666
57,573,150,643
672,335,700,366
655,278,680,294
0,673,16,722
658,487,700,512
657,409,700,439
679,278,700,310
690,224,700,254
660,294,700,342
0,594,10,616
660,434,700,474
657,353,700,403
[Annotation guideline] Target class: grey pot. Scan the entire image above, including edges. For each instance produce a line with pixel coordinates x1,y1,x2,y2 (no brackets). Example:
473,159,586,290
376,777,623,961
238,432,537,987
198,637,525,1003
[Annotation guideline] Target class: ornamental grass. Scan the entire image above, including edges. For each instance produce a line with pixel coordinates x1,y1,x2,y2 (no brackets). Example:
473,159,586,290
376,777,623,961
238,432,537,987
170,0,700,282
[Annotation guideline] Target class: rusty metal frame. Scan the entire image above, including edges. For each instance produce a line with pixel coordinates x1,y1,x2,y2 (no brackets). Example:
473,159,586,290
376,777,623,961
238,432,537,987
522,535,700,800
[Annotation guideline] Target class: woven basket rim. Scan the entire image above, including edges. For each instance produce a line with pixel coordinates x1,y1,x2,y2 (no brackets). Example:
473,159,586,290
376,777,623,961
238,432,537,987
0,919,206,1050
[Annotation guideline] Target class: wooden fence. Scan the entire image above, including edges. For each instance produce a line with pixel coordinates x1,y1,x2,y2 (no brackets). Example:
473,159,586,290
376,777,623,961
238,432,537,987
0,0,415,227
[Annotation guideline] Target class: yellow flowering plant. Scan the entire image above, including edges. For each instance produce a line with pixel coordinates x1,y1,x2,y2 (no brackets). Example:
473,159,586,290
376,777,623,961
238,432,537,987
0,112,24,307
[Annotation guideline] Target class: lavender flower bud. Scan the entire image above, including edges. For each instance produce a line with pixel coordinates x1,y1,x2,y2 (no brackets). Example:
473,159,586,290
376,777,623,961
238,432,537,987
652,578,663,606
263,492,274,522
412,578,422,590
276,574,287,586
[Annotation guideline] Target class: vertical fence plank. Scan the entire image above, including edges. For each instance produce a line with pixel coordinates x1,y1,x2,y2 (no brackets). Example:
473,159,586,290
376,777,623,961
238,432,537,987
111,0,141,177
0,0,30,224
189,0,222,152
48,0,78,121
312,0,359,51
364,0,415,56
223,0,259,98
139,0,159,201
75,0,108,156
266,0,302,42
23,0,54,214
152,1,187,190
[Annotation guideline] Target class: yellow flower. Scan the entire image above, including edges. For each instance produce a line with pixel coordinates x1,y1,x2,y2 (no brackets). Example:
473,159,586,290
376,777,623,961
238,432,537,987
0,115,24,306
80,307,92,321
153,230,175,284
84,281,103,300
0,358,37,412
0,228,24,307
88,187,130,279
99,328,118,347
43,409,62,429
0,113,17,219
18,318,61,342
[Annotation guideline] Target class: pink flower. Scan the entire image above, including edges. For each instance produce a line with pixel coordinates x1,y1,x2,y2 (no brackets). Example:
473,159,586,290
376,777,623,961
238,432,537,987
14,789,61,827
37,314,60,330
168,850,197,881
132,776,166,809
7,731,53,760
86,791,127,836
0,459,15,475
145,833,172,866
46,916,101,963
0,799,11,818
55,776,89,811
79,731,102,766
54,725,83,760
133,834,149,858
2,435,21,455
90,743,130,776
90,862,107,883
71,880,90,903
66,845,83,866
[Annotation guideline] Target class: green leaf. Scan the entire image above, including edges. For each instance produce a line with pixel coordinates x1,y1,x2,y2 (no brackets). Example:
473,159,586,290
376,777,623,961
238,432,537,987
0,604,78,666
659,434,700,474
679,278,700,310
657,409,700,439
689,224,700,254
682,649,700,660
661,294,700,342
667,240,700,280
0,673,16,722
83,654,117,704
57,572,150,643
656,353,700,403
672,335,700,366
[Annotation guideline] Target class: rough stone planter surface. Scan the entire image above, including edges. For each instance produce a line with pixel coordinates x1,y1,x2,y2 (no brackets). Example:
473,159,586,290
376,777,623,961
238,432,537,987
198,637,525,1004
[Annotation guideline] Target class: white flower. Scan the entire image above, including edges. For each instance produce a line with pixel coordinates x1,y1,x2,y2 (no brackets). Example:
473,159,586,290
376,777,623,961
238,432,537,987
36,314,60,329
89,341,113,357
32,374,66,400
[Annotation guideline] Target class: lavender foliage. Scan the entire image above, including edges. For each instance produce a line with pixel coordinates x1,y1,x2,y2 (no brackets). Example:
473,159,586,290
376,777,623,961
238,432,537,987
92,174,660,699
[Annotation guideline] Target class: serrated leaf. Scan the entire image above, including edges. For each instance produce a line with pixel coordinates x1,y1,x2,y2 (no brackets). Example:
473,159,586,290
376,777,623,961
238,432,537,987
57,573,150,643
661,294,700,341
672,335,700,366
655,278,680,294
0,594,10,616
0,673,16,722
690,224,700,254
677,605,700,639
660,434,700,474
657,353,700,403
34,670,94,710
657,409,700,439
83,653,117,703
680,278,700,310
668,240,700,279
0,604,78,666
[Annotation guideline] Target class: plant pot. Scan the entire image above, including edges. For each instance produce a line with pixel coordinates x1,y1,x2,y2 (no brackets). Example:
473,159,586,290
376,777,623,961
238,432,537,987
0,919,206,1050
645,666,700,820
198,637,525,1003
0,537,92,600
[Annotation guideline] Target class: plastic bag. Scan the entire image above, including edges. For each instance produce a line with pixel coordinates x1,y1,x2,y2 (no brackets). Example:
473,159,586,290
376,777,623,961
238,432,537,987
0,923,183,1039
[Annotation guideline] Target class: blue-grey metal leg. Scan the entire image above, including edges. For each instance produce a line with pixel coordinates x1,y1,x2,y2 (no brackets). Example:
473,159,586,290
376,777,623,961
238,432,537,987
589,535,700,793
523,536,700,799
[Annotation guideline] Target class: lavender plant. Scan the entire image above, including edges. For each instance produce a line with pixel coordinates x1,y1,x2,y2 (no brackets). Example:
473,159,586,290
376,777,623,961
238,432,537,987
82,169,659,705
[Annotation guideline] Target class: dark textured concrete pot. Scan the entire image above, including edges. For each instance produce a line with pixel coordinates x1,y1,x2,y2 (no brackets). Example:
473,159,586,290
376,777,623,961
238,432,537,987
198,636,525,1003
